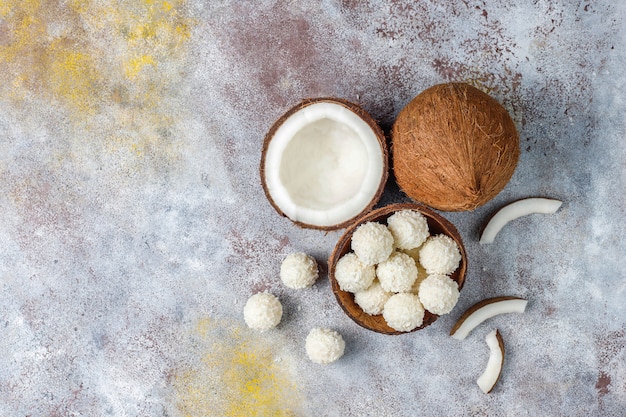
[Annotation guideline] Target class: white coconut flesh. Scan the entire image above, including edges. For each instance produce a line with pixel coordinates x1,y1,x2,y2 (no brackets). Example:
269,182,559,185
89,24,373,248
477,329,504,394
451,298,527,340
264,102,384,228
480,198,563,244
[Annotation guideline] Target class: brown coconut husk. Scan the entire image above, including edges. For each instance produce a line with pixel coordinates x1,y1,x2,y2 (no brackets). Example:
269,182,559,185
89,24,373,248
392,83,520,211
328,203,467,335
260,97,389,230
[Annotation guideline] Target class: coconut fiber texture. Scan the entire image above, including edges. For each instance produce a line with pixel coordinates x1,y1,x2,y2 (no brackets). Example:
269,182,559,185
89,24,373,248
392,83,520,211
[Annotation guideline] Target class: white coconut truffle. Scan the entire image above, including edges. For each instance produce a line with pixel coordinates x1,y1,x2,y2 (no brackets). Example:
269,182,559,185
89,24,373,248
376,251,418,293
243,292,283,331
334,252,376,293
387,209,430,250
383,293,425,332
305,327,345,364
354,280,392,315
280,252,319,289
351,221,394,265
419,234,462,275
418,274,460,315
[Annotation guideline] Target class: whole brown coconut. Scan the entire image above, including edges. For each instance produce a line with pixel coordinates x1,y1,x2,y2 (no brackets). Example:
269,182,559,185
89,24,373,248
392,83,520,211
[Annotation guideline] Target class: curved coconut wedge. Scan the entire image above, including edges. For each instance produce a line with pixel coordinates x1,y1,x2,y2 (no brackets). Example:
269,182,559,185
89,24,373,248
480,198,563,244
261,98,388,230
450,296,527,340
477,329,505,394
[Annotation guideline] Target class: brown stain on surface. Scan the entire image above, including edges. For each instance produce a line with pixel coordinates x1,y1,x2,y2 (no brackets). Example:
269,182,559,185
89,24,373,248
216,3,330,109
594,329,625,410
595,371,611,397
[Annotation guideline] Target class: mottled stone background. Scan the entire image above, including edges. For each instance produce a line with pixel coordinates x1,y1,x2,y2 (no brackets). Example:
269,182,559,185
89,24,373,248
0,1,624,416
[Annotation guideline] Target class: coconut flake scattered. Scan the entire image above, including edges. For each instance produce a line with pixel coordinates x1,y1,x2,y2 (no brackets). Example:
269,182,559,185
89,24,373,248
419,234,462,275
376,251,418,293
450,297,528,340
351,221,394,265
383,293,425,332
477,329,505,393
334,252,376,292
243,292,283,331
354,280,392,315
386,209,430,250
419,274,460,315
305,327,345,364
480,198,563,244
280,252,319,289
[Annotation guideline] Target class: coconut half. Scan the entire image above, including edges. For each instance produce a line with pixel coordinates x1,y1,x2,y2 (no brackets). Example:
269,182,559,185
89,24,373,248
261,98,388,230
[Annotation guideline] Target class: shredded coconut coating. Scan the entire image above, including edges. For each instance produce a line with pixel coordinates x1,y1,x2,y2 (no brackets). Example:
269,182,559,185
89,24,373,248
334,252,376,293
305,327,345,364
409,263,428,294
383,293,425,332
351,221,394,265
280,252,319,289
354,280,392,315
387,209,430,250
419,234,462,275
376,251,418,293
243,292,283,331
418,274,460,315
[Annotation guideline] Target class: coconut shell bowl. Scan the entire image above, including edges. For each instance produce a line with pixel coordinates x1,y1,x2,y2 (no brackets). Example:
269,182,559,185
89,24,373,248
328,203,468,335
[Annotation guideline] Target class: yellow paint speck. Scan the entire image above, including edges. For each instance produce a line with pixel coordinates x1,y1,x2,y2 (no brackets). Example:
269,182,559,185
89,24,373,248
0,0,195,165
174,318,303,417
0,1,12,17
124,54,156,79
48,43,100,113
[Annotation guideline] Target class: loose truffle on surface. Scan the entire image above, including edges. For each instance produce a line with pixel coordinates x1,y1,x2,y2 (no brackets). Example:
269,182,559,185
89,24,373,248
305,327,346,364
383,293,425,332
280,252,319,289
419,274,460,315
386,209,429,250
376,251,418,293
354,280,392,315
243,292,283,331
351,221,394,265
419,234,462,275
334,252,376,293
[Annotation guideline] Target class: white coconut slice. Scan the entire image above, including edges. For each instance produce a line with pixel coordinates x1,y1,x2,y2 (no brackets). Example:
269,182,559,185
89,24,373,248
477,329,505,393
450,297,527,340
480,198,563,244
261,98,388,230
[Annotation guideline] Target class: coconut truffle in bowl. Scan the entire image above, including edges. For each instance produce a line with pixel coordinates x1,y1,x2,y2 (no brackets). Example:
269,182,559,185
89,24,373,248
419,274,460,315
419,234,462,275
376,251,418,293
354,280,392,315
387,209,429,250
334,252,376,292
351,221,394,265
383,293,425,332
